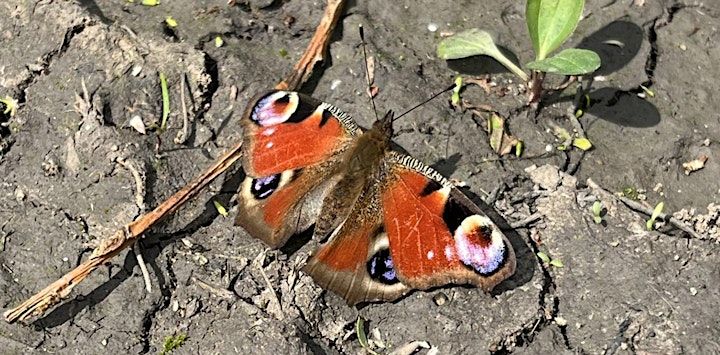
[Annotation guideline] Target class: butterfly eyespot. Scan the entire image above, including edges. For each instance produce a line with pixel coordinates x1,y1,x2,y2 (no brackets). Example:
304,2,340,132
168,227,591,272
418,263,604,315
251,174,282,200
251,91,298,127
366,248,399,285
453,215,506,275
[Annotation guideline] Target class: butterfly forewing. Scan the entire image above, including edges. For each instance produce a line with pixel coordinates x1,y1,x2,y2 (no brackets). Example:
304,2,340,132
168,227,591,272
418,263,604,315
235,91,360,248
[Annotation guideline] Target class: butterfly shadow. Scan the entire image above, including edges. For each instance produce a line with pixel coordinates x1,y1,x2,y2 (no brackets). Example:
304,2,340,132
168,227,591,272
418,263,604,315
32,161,247,329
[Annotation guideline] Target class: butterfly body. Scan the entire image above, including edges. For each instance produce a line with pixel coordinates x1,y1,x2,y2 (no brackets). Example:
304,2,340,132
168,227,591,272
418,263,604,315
235,90,516,305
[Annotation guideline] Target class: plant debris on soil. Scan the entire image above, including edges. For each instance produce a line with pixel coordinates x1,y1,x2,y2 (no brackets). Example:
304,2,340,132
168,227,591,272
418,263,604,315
0,1,718,354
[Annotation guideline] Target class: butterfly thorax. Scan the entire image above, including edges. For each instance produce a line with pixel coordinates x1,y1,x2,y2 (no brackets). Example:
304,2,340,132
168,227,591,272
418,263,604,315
343,111,394,177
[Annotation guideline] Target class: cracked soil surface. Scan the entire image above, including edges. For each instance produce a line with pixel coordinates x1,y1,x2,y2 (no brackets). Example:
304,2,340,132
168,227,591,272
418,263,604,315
0,0,718,354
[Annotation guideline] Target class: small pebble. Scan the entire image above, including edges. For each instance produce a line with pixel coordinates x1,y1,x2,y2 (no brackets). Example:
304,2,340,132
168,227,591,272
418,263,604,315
690,287,698,296
427,23,438,32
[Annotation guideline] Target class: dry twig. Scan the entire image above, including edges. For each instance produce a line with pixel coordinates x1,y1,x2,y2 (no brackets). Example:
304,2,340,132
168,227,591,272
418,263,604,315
5,0,345,324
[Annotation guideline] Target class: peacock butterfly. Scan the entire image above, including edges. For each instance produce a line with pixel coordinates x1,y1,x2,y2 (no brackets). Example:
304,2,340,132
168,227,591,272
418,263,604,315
234,90,516,305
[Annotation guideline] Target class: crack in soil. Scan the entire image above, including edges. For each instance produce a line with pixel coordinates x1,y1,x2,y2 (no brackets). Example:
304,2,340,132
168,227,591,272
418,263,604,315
0,21,89,159
490,241,574,354
138,251,176,354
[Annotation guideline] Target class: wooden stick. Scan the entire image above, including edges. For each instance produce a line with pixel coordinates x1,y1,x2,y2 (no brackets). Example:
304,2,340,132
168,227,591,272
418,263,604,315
4,0,346,324
275,0,344,91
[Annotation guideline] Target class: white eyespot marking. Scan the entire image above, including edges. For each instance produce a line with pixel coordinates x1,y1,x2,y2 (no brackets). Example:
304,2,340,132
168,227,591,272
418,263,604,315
261,127,276,136
251,91,299,127
265,142,274,149
427,250,435,260
453,215,506,275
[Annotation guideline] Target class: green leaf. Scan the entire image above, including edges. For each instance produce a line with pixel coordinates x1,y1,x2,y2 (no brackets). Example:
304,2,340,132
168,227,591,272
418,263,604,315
451,76,463,105
646,201,664,231
549,259,564,268
213,200,229,217
355,317,378,355
515,140,524,157
437,29,529,81
537,252,550,264
526,0,586,60
0,96,18,117
525,48,600,75
165,16,177,28
141,0,160,6
159,72,170,131
572,137,593,151
488,113,504,152
592,200,602,224
214,36,224,48
161,333,187,355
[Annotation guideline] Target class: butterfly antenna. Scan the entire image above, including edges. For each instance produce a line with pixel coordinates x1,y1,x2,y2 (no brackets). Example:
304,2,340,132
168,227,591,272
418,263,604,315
359,24,380,122
393,83,457,122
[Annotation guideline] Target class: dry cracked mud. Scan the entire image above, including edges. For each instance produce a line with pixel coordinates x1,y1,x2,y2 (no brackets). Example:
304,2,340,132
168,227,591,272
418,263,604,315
0,0,718,354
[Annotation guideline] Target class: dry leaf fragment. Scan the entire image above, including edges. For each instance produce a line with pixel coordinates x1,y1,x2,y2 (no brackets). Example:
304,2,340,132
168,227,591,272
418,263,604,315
683,155,708,175
129,115,146,134
487,113,520,156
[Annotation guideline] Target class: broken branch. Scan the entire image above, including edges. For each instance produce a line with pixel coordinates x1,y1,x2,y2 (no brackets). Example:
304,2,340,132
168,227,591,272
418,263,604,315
4,0,346,324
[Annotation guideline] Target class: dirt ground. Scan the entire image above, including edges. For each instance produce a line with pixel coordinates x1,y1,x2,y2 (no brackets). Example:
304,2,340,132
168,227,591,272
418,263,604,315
0,0,718,354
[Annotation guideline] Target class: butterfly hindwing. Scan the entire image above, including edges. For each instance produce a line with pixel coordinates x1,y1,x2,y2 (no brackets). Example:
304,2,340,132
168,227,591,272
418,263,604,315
303,152,516,305
235,91,361,248
381,153,516,292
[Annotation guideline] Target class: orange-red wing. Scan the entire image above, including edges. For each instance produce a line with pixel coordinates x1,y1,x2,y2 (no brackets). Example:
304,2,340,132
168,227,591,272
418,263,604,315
302,191,410,305
241,91,360,177
381,155,516,291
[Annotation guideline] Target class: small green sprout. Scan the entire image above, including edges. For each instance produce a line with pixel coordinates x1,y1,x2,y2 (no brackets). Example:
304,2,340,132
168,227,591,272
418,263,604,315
142,0,160,6
355,317,378,355
537,252,563,268
621,187,639,200
214,36,224,48
646,201,664,231
592,200,603,224
159,72,170,131
213,200,229,217
515,140,524,157
537,251,550,264
278,48,289,58
0,96,18,117
572,137,593,151
165,16,178,28
160,333,187,355
639,84,655,98
437,0,600,105
451,76,463,106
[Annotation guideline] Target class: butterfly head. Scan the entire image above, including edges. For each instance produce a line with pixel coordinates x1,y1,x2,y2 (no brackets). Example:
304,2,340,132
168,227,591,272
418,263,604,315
370,110,395,140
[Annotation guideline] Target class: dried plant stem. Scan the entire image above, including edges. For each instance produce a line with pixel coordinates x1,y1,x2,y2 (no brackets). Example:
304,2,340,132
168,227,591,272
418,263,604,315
4,0,346,325
4,0,345,324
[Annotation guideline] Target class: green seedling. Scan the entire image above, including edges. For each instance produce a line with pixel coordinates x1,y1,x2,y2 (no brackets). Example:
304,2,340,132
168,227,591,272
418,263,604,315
621,186,639,200
160,333,187,355
646,201,664,231
213,200,229,217
572,137,593,151
142,0,159,6
639,84,655,98
537,252,564,268
159,72,170,131
438,0,600,105
592,200,603,224
355,316,379,355
214,36,224,48
451,76,463,105
0,96,18,117
165,16,178,28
